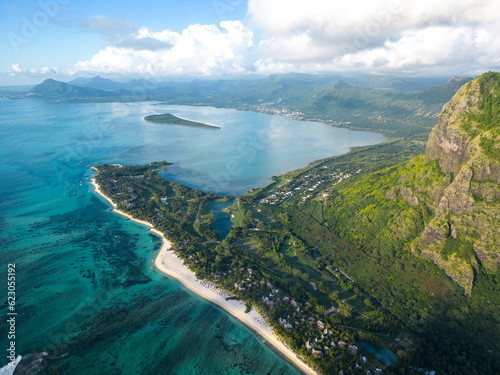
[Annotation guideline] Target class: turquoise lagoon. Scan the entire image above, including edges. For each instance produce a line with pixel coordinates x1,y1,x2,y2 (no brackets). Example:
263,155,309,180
0,99,386,374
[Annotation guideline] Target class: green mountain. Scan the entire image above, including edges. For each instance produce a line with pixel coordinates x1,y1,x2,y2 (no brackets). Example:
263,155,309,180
317,72,500,373
301,76,471,139
326,72,500,294
28,79,123,99
416,76,472,106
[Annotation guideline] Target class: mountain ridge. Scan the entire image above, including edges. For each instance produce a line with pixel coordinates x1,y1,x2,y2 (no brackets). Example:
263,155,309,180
27,74,471,139
68,75,155,91
327,72,500,294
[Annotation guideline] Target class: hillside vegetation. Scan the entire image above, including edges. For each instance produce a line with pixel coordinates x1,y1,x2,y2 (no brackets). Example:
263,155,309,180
327,72,500,294
322,72,500,372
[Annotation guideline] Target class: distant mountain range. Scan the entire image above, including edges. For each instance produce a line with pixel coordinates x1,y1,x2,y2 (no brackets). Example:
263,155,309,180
26,74,471,138
27,73,463,99
68,75,155,92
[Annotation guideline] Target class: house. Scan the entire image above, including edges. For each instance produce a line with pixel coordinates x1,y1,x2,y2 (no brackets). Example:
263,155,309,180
338,341,347,347
317,320,325,329
305,341,313,350
308,317,316,323
348,345,358,355
291,300,298,308
312,349,323,358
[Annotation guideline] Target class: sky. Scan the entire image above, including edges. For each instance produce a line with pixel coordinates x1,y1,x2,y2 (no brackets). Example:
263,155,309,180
1,0,500,85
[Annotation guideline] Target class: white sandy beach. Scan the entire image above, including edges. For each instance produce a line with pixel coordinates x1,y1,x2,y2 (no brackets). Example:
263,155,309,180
90,177,317,375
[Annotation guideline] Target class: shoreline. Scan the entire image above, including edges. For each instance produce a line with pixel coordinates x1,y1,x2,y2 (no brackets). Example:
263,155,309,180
90,176,318,375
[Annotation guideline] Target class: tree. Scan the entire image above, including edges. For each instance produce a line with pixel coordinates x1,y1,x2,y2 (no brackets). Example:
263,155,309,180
329,290,339,303
338,302,351,318
316,305,326,315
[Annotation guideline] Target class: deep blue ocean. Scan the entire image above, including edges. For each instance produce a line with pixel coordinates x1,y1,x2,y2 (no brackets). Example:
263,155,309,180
0,99,386,374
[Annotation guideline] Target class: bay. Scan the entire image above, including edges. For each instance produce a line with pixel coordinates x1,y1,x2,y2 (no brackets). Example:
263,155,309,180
0,99,386,374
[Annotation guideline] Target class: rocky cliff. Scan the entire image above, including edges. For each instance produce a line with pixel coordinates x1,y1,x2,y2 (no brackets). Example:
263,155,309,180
411,72,500,293
327,72,500,295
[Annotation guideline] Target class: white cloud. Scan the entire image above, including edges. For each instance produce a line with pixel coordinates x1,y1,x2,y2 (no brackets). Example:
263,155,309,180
41,66,59,75
73,21,254,77
11,64,23,73
14,1,500,81
116,27,179,51
248,0,500,75
8,64,59,79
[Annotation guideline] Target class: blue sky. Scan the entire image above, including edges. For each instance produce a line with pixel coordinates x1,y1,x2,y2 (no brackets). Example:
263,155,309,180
1,0,499,85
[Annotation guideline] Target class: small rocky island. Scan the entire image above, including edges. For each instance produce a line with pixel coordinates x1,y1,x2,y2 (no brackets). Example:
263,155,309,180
144,113,220,129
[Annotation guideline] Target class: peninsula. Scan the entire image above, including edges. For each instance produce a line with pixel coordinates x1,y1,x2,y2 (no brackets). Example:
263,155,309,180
144,113,220,129
90,162,318,375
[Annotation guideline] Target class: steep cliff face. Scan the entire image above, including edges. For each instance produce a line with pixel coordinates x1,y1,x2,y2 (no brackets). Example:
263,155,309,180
327,72,500,295
413,72,500,293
